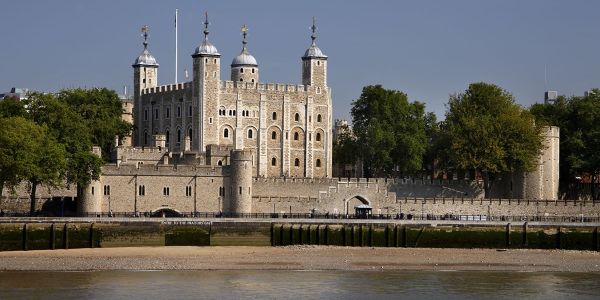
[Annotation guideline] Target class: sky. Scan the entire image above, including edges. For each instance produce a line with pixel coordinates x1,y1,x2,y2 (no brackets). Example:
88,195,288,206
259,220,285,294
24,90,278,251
2,0,600,121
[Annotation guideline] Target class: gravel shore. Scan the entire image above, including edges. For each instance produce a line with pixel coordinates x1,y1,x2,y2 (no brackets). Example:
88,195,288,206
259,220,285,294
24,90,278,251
0,246,598,272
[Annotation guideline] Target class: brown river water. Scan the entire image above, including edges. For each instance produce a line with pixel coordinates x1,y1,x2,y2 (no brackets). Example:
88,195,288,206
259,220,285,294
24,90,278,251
0,270,599,299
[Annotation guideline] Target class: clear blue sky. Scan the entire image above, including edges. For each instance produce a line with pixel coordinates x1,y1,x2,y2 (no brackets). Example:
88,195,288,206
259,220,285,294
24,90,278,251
2,1,600,121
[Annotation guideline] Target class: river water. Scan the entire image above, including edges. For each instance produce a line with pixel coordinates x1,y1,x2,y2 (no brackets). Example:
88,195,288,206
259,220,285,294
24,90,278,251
0,270,599,299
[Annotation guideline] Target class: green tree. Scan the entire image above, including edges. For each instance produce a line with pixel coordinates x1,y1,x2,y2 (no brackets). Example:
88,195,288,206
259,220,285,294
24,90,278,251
531,90,600,200
332,124,357,167
351,85,428,177
443,82,543,197
0,117,66,214
57,88,131,159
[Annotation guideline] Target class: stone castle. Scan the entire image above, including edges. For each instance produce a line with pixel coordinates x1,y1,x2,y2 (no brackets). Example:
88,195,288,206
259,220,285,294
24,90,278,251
1,15,569,218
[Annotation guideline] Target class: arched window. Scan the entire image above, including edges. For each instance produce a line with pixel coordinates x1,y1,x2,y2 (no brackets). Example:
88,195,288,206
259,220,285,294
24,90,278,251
294,158,300,167
144,131,148,145
224,128,229,138
177,129,181,143
317,114,322,122
248,129,253,139
240,78,243,82
272,112,277,120
177,106,181,118
316,132,321,142
252,68,255,73
188,128,193,141
295,113,300,122
316,159,321,167
271,131,277,140
240,68,244,73
271,157,277,166
165,130,170,144
294,132,299,140
217,160,223,166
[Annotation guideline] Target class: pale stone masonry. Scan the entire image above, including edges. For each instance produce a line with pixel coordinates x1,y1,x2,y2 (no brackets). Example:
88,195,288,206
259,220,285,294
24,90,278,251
131,17,332,179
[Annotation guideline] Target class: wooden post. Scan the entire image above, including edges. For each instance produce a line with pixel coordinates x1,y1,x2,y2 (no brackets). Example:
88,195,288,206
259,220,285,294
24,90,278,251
316,225,320,245
359,225,363,247
270,223,274,246
342,225,346,246
522,222,528,248
351,225,355,246
325,225,329,245
89,223,95,248
290,224,294,245
556,227,562,249
394,225,399,247
299,224,303,245
402,226,407,247
22,223,28,251
385,225,389,247
369,225,373,247
505,223,511,247
594,227,599,252
280,224,284,246
50,223,56,250
63,224,69,249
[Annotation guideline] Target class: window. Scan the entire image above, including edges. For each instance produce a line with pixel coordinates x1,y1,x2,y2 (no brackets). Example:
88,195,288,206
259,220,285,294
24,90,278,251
224,128,229,138
177,129,181,143
188,105,192,117
154,108,159,120
188,128,193,141
219,186,224,196
144,131,148,145
316,87,321,94
239,186,242,195
252,68,255,74
218,160,223,166
240,68,244,73
103,185,110,196
166,130,170,144
294,132,299,140
251,79,255,83
294,113,299,122
177,106,181,118
209,117,213,124
316,159,321,168
138,185,146,196
317,114,322,122
272,112,277,120
248,129,253,139
205,58,208,63
294,158,300,167
144,109,148,121
316,133,321,142
317,61,321,66
240,78,243,82
163,187,170,196
91,187,94,195
271,157,277,166
166,107,170,119
271,131,277,140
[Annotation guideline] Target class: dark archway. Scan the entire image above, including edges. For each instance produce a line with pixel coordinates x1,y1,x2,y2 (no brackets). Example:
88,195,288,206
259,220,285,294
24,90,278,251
344,195,370,215
151,208,182,217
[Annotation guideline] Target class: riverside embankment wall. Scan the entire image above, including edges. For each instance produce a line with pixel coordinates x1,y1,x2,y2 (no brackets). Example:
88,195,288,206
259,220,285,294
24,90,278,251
0,219,598,252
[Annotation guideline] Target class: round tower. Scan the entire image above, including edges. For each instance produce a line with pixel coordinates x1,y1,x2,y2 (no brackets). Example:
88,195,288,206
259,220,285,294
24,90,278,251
231,25,259,83
227,149,253,215
77,146,103,216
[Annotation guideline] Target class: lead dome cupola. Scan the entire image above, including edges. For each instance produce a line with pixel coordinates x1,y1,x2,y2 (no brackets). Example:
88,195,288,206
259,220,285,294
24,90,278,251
302,17,327,59
193,13,220,56
231,25,257,66
133,25,159,67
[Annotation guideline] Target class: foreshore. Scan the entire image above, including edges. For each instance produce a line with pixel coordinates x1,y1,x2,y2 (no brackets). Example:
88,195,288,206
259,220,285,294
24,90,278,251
0,246,598,272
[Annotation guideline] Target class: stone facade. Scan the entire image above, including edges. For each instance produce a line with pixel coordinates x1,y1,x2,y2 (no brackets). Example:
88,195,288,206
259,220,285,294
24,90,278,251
130,18,332,179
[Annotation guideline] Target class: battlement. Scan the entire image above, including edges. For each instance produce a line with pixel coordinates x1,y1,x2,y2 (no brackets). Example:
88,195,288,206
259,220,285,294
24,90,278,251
102,163,227,176
142,81,192,95
219,80,311,93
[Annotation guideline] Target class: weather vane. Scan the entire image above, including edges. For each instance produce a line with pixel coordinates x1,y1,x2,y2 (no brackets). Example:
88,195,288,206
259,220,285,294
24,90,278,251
241,24,248,48
141,25,149,48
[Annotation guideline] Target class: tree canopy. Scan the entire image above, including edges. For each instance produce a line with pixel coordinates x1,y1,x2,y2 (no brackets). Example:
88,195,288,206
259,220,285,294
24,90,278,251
350,85,428,177
0,88,129,214
442,82,543,197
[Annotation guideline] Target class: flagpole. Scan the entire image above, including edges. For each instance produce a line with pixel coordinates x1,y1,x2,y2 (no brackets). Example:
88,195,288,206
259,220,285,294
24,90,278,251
175,8,178,83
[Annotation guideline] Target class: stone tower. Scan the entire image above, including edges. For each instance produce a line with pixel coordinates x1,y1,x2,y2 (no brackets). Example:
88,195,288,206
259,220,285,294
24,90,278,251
231,25,259,83
77,146,103,216
132,25,159,146
192,13,221,150
302,18,328,87
226,150,253,214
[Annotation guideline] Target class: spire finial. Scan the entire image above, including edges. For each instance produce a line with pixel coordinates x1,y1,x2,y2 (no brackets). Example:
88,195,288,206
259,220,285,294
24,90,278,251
241,24,248,51
203,12,210,39
310,17,317,46
141,25,149,50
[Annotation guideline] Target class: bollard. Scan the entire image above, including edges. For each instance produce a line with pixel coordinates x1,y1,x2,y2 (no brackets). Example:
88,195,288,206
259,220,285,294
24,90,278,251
22,223,28,251
50,223,55,250
505,223,511,248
